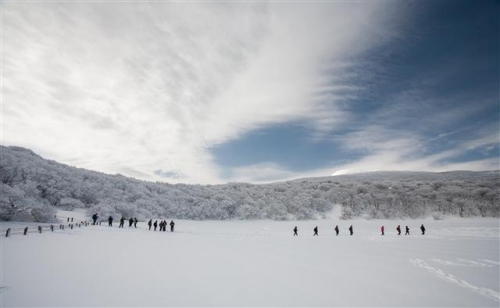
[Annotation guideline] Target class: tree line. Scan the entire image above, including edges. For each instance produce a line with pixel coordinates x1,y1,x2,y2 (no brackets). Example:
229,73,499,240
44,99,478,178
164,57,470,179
1,146,498,222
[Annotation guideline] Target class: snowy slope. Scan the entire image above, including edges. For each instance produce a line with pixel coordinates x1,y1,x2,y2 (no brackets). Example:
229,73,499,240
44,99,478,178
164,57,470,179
1,213,498,307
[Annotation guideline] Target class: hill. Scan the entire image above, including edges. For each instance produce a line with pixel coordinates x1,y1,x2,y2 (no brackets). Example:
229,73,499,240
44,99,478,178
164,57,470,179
1,146,498,222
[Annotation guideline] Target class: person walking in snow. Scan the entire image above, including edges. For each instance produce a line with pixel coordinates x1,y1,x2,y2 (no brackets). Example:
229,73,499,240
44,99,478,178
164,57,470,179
148,219,152,230
420,224,426,235
405,225,410,235
134,218,138,228
313,226,318,236
153,220,158,231
381,226,385,236
119,217,125,228
92,213,98,225
163,220,168,232
159,220,164,231
293,226,298,236
349,225,353,236
334,225,339,236
108,216,113,227
396,225,401,235
170,220,175,232
129,217,134,227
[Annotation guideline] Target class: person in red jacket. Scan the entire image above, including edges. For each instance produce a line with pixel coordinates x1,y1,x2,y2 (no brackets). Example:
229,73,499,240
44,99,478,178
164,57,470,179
381,226,385,236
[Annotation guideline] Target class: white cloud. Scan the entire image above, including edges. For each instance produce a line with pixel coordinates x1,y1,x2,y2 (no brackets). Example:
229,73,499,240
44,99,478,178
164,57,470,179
2,1,402,184
464,124,499,151
327,126,499,175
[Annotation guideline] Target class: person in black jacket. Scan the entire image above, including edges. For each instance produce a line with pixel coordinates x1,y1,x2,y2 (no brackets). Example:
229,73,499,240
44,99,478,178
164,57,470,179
170,220,175,232
293,226,298,236
129,218,134,227
148,219,152,230
349,225,353,236
313,226,318,236
119,217,125,228
334,225,339,236
108,216,113,227
405,226,410,235
153,220,158,231
420,224,426,235
396,225,401,235
92,213,98,225
134,218,138,228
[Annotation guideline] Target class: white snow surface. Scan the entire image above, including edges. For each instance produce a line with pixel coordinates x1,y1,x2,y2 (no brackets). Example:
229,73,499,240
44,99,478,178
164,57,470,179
1,211,499,307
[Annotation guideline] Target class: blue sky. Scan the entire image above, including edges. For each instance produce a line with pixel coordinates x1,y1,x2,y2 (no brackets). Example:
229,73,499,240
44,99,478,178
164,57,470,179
2,1,499,184
211,1,499,181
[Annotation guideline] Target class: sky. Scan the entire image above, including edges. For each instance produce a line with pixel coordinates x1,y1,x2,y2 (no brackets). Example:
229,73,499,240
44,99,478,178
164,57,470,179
1,0,499,184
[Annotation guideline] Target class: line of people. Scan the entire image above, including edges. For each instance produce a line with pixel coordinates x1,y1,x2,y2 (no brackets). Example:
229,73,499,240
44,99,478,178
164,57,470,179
296,225,353,236
390,224,425,235
103,216,139,228
294,224,426,236
148,219,175,232
98,215,176,233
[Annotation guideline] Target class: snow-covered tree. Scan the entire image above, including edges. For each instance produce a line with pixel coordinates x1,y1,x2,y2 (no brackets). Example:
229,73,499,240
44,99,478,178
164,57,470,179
1,146,499,222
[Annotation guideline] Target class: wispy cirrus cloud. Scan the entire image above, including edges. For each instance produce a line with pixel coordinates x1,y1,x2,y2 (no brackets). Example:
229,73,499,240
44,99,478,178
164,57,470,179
328,124,499,176
2,1,404,183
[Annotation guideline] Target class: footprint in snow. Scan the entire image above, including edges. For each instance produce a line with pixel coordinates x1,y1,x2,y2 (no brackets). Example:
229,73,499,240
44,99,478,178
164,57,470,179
410,258,499,302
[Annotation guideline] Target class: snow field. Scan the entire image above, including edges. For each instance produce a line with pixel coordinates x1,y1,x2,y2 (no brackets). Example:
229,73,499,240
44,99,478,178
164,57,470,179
1,217,499,307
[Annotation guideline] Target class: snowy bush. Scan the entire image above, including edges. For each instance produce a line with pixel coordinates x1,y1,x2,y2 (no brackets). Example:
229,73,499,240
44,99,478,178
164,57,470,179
432,212,444,220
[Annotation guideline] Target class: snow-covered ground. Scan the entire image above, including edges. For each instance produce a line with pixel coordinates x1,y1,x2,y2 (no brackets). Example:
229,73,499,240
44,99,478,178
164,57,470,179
1,210,499,307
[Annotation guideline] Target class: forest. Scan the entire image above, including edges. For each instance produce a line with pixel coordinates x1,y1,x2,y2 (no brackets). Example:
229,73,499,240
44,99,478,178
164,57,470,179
1,146,498,222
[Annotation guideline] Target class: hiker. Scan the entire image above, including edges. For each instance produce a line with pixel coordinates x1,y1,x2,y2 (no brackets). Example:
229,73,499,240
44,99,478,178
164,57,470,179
92,213,98,225
313,226,318,236
163,220,167,232
396,225,401,235
170,220,175,232
405,226,410,235
148,219,152,230
134,218,138,228
119,217,125,228
159,220,164,232
381,226,385,236
293,226,298,236
108,216,113,227
154,220,158,231
420,224,426,235
349,225,353,236
334,225,339,236
129,217,134,227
